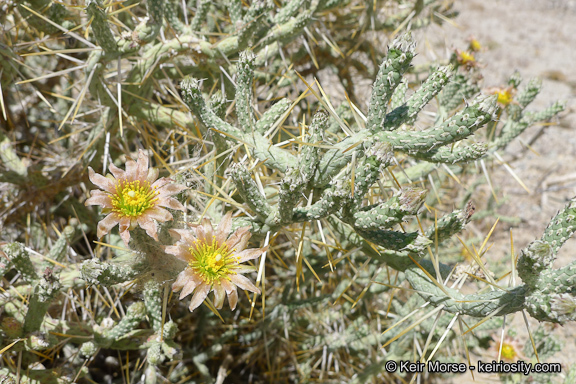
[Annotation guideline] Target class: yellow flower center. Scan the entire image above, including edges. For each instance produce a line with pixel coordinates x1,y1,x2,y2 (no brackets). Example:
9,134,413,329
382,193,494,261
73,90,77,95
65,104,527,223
501,343,517,361
495,89,513,106
111,180,159,217
469,39,481,52
459,51,475,64
188,239,237,284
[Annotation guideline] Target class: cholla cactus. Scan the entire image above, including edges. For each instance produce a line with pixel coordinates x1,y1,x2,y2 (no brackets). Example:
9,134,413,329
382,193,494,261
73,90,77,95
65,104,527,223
0,0,572,382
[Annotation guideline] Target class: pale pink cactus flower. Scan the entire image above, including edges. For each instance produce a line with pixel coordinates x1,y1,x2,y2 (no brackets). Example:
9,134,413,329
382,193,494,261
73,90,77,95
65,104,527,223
85,150,186,245
166,212,267,312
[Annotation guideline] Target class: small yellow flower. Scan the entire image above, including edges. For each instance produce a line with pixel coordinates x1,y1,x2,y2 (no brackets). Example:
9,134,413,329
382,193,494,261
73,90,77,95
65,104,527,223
85,150,186,245
468,37,482,52
166,212,267,312
497,88,514,106
455,49,477,70
488,334,525,362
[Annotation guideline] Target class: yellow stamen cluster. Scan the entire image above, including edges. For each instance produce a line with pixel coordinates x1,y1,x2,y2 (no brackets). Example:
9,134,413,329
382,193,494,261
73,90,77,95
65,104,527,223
111,180,158,217
495,89,513,106
458,51,475,65
188,239,237,284
469,39,482,52
501,342,517,361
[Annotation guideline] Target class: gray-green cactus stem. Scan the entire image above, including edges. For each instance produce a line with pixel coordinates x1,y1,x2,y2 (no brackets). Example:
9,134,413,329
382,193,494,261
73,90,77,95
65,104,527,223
405,261,527,317
412,142,488,164
81,258,139,286
236,51,257,131
367,32,416,133
384,65,453,129
86,0,118,54
255,98,291,135
2,242,38,282
352,187,427,231
95,302,147,348
23,268,61,334
230,163,273,220
425,201,475,243
181,76,297,172
380,94,498,152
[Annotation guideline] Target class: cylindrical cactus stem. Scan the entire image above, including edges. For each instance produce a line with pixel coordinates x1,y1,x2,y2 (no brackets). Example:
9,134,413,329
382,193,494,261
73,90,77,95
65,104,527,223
384,65,453,129
255,98,291,135
352,187,427,231
190,0,211,31
366,32,416,133
381,94,497,152
353,228,431,253
425,201,475,243
347,141,393,209
525,263,576,323
164,0,187,35
39,222,76,271
85,0,118,54
495,101,565,149
226,0,243,29
230,163,272,220
412,142,488,164
390,78,408,110
517,240,555,288
81,258,138,286
238,0,269,48
274,0,307,24
236,51,256,131
23,268,61,334
181,77,298,172
143,281,163,333
132,0,165,45
439,73,480,112
96,302,147,348
517,77,542,109
538,195,576,255
276,110,326,222
19,0,70,34
405,261,527,317
2,242,38,282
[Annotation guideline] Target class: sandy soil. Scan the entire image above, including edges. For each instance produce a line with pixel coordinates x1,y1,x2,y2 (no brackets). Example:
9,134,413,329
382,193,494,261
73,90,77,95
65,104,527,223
412,0,576,382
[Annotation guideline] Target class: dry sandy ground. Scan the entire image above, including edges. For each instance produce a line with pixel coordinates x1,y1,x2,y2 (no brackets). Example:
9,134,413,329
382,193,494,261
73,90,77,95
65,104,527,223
411,0,576,382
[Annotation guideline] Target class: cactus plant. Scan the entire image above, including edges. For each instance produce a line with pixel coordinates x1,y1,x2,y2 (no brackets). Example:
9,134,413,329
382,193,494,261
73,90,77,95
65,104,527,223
0,0,571,383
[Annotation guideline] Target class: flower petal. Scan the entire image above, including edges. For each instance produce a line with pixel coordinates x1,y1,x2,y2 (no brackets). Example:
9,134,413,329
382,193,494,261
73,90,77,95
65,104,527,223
144,206,173,223
108,163,125,180
88,167,116,194
147,167,160,184
97,213,120,238
85,190,113,208
213,283,226,309
173,269,194,291
229,274,260,294
226,227,251,251
165,244,192,261
157,181,187,198
137,215,158,241
202,217,214,240
125,159,138,181
188,283,210,312
235,246,268,263
169,229,198,245
179,276,201,300
215,212,233,247
120,228,131,245
228,289,238,310
157,197,185,211
136,150,149,182
151,177,171,190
